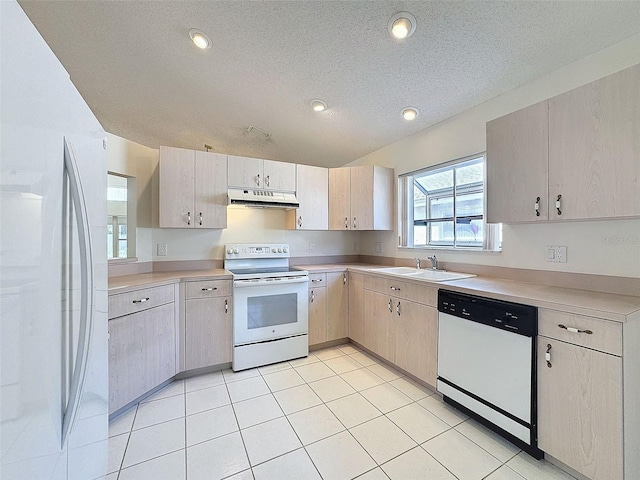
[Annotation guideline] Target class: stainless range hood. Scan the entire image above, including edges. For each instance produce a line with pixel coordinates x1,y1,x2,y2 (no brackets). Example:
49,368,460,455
227,188,299,209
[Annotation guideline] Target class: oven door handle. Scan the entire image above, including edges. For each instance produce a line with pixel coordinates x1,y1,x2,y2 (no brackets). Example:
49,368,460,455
233,277,309,287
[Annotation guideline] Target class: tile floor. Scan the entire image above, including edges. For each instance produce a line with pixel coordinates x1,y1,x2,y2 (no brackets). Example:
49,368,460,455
106,344,576,480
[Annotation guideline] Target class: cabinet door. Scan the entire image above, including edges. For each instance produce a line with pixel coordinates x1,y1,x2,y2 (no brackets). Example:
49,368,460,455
108,303,176,413
363,290,394,362
371,166,394,230
348,272,365,345
486,101,549,223
537,337,622,480
350,166,374,230
185,296,232,370
194,151,227,229
308,287,327,346
263,159,296,191
327,272,348,341
329,167,351,230
292,164,328,230
227,155,262,188
549,64,640,220
159,146,195,228
394,301,438,386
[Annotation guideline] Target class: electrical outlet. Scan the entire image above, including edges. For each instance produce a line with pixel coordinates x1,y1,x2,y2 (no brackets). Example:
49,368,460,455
352,241,358,252
157,243,168,256
309,243,315,253
375,242,384,253
546,245,567,263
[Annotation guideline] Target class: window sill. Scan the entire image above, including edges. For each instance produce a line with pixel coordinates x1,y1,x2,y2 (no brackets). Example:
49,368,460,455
398,246,501,254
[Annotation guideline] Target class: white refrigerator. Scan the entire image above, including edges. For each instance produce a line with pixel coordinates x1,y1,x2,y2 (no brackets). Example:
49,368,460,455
1,1,109,479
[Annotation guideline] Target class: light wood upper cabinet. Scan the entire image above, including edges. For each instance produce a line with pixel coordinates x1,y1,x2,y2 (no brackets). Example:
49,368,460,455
286,164,328,230
548,64,640,220
328,165,394,230
327,272,348,341
348,272,365,345
227,155,296,191
159,146,227,228
486,100,549,223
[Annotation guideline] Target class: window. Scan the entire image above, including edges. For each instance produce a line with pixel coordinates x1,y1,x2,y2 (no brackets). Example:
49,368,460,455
399,154,501,250
107,173,136,260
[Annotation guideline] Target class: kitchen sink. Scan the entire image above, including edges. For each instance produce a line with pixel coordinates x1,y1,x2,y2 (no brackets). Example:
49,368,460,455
371,267,421,275
370,266,475,282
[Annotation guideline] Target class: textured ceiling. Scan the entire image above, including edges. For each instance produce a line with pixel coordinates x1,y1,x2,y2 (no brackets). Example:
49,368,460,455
18,1,640,167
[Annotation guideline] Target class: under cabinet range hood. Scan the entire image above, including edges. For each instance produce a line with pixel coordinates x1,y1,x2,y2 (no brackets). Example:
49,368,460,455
227,188,299,209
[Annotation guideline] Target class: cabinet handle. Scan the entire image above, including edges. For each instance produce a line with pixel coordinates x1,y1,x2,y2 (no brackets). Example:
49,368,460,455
556,194,562,215
266,175,270,187
390,286,401,291
396,301,401,316
202,287,218,292
310,290,315,303
545,343,552,368
353,217,357,229
199,212,203,226
256,174,260,186
535,197,540,217
298,216,303,228
132,297,150,304
344,217,348,229
343,273,347,285
187,211,191,225
224,299,228,313
558,324,592,335
388,299,392,312
311,278,323,283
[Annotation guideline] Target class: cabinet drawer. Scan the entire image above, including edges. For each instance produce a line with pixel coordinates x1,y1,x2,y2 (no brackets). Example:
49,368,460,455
109,284,175,319
539,309,622,356
186,279,232,299
309,273,326,287
364,275,437,307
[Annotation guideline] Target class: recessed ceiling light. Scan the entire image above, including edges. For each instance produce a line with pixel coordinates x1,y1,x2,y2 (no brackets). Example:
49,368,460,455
388,12,417,40
189,28,212,49
402,107,419,121
310,99,328,112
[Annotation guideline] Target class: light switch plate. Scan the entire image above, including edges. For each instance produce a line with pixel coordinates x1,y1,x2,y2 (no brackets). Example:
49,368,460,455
157,243,167,256
309,243,315,253
546,245,567,263
375,242,384,253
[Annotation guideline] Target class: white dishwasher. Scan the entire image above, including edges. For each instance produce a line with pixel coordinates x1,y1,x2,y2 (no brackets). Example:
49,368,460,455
437,289,542,458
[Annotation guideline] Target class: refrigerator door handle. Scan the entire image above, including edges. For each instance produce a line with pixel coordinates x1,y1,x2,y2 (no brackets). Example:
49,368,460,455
61,137,95,447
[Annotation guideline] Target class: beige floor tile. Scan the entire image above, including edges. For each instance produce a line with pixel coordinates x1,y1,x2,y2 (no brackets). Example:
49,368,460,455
337,344,361,355
340,368,385,391
418,395,468,426
308,375,356,403
366,363,403,382
232,394,283,429
185,372,224,392
133,395,185,430
506,452,577,480
241,417,302,466
107,433,129,474
262,368,305,392
226,376,270,403
252,448,321,480
387,403,451,444
423,429,502,480
484,465,527,480
349,351,380,367
122,418,185,468
355,467,390,479
324,355,364,374
109,407,136,437
258,362,292,375
326,393,382,428
118,450,185,480
224,469,254,480
359,383,412,414
185,384,230,416
350,416,417,464
295,362,337,383
455,419,520,462
314,347,346,361
306,431,376,480
103,473,119,480
222,368,260,383
288,404,345,445
186,431,249,480
140,380,185,403
381,447,456,480
388,377,433,401
273,384,323,414
186,404,238,447
288,353,320,367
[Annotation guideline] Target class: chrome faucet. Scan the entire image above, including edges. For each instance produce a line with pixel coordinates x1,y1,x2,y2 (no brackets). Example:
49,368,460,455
427,255,438,270
414,257,421,270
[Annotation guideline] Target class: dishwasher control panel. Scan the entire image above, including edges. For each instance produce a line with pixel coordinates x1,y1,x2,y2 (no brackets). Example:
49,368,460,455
438,290,537,337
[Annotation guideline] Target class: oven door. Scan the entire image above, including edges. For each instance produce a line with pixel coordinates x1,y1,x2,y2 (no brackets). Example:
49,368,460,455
233,276,309,345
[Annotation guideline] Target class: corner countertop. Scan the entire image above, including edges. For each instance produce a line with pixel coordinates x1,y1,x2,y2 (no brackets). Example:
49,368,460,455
108,269,232,294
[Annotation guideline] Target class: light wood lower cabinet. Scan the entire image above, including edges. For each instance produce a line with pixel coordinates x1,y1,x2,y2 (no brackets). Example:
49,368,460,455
348,272,365,345
108,302,176,414
184,280,232,370
308,285,327,346
308,271,349,347
363,290,395,362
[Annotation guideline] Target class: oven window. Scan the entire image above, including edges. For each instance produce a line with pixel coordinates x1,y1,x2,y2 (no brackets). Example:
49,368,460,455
247,293,297,329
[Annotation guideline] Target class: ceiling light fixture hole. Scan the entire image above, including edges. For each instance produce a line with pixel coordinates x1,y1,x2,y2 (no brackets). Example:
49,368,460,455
402,107,419,121
189,28,212,49
310,99,328,112
388,12,417,39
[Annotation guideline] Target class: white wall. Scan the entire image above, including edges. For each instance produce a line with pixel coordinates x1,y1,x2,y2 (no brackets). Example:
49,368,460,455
348,33,640,278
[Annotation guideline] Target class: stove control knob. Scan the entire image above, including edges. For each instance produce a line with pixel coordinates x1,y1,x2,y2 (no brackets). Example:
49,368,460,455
270,247,275,253
227,248,233,254
278,248,283,253
283,247,289,253
233,248,239,254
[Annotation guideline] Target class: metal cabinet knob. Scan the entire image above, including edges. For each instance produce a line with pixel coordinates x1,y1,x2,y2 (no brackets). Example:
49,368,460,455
187,211,191,225
132,297,149,304
199,212,203,225
556,194,562,215
535,197,540,217
256,174,260,186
